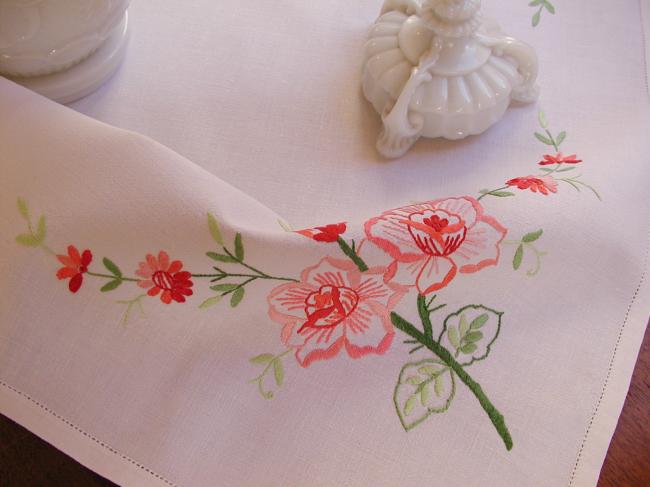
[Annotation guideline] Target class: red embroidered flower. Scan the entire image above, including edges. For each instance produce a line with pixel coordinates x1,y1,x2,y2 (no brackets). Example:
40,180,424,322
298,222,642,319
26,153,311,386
538,153,582,166
56,245,92,293
268,257,406,367
365,197,507,295
136,251,193,304
296,222,347,243
506,176,558,195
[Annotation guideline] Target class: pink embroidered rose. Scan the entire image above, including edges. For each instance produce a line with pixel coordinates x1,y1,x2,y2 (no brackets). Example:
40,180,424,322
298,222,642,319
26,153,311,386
364,197,507,295
268,257,405,367
506,175,558,195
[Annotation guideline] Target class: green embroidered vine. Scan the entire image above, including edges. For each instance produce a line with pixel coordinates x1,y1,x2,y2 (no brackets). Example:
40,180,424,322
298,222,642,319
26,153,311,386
391,295,512,451
248,349,292,399
197,213,298,309
528,0,555,27
504,229,547,276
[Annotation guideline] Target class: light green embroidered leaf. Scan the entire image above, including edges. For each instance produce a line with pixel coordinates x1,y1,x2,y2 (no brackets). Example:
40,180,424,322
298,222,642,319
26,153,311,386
556,166,576,173
534,132,553,146
207,213,223,245
278,219,293,232
522,229,543,243
486,191,515,198
103,257,122,277
206,252,237,263
532,9,541,26
230,287,245,307
199,295,222,309
513,244,524,270
250,353,274,364
439,305,503,366
529,0,543,7
35,216,46,242
537,110,548,128
273,359,284,386
394,359,455,431
555,131,566,146
234,233,244,261
543,0,556,14
17,198,29,220
459,314,470,338
470,313,489,330
210,283,239,292
15,233,40,247
101,280,122,292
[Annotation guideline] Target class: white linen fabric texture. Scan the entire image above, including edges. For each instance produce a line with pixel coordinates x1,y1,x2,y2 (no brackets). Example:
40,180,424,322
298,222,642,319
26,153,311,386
1,1,649,486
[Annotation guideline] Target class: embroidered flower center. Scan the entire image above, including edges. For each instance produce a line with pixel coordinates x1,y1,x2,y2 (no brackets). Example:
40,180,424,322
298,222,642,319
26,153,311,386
406,210,467,257
152,270,174,291
298,285,359,332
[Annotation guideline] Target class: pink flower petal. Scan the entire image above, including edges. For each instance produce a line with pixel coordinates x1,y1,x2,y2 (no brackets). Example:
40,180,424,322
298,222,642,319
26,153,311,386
455,219,507,273
416,256,457,295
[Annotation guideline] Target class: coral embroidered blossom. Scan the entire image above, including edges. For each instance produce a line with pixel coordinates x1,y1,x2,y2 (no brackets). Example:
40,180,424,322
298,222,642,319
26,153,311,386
136,251,194,304
297,222,347,243
56,245,92,293
365,197,507,295
268,257,405,367
538,153,582,166
506,176,557,195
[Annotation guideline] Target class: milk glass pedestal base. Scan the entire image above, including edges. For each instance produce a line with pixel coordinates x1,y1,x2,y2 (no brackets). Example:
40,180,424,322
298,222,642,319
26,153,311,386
7,14,129,105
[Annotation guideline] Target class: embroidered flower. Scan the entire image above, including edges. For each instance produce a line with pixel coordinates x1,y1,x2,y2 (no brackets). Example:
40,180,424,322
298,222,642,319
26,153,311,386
506,176,558,195
296,222,347,243
136,251,193,304
538,153,582,166
364,197,507,295
268,257,405,367
56,245,92,293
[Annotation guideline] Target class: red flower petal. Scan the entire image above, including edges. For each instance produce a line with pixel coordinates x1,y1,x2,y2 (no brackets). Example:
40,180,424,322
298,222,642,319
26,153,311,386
57,267,77,280
69,273,83,293
81,249,92,267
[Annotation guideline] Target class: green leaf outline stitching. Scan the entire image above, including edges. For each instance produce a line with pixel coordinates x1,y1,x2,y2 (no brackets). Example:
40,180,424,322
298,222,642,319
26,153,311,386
393,359,456,431
438,305,503,367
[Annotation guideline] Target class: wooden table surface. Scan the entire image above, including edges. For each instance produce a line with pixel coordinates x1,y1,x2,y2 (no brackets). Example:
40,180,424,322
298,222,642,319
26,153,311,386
1,322,648,487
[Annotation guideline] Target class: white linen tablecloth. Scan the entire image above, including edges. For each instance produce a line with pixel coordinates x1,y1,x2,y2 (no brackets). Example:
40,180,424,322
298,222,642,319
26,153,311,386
1,1,649,486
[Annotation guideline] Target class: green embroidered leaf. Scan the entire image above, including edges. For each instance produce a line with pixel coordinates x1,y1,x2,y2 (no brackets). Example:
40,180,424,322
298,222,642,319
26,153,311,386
461,343,478,354
439,305,503,366
532,9,541,26
210,283,239,292
487,191,515,198
103,257,122,277
470,313,489,330
394,359,455,431
534,132,553,145
555,131,566,146
100,280,122,292
230,287,245,307
556,166,575,173
537,110,548,128
529,0,543,6
199,295,222,309
522,229,543,243
250,353,274,364
207,213,223,245
513,244,524,270
34,216,46,242
459,314,470,338
278,219,293,232
234,233,244,261
273,359,284,386
206,252,237,263
17,198,29,220
15,233,40,247
543,0,556,14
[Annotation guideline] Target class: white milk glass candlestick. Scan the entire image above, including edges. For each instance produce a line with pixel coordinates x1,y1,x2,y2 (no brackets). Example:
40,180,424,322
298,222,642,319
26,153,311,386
0,0,130,104
362,0,539,158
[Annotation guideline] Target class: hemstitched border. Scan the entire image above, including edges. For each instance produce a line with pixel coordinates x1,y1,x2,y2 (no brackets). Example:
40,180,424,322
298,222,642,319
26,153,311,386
0,380,179,487
569,4,650,483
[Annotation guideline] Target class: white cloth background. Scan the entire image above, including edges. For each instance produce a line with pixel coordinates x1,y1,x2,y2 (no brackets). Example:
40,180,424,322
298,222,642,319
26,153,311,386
1,1,649,486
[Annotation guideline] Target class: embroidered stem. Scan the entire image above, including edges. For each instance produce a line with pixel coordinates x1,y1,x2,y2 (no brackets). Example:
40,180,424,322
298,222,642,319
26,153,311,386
116,294,147,326
86,271,138,282
248,349,293,399
337,237,369,272
391,310,513,451
557,176,602,201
